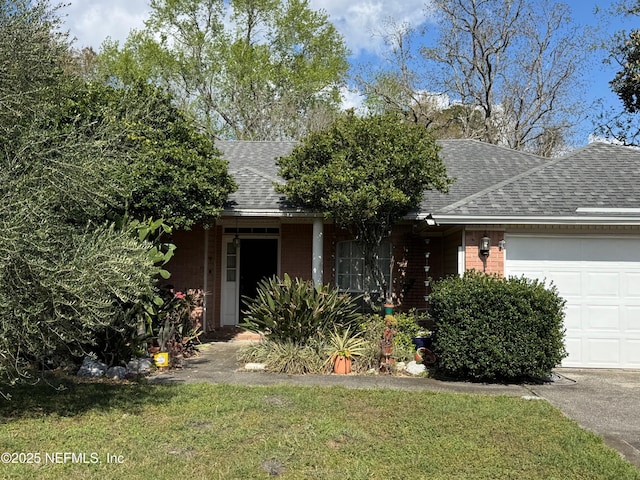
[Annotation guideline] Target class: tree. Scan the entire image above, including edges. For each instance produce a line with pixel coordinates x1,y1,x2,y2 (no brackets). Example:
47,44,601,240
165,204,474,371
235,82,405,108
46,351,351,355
276,111,452,304
97,0,349,141
361,0,586,156
597,0,640,145
0,0,235,386
0,1,155,385
610,1,640,114
59,81,236,229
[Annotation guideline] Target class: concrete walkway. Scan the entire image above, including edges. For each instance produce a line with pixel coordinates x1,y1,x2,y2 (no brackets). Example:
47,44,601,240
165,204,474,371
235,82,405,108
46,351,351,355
151,341,640,469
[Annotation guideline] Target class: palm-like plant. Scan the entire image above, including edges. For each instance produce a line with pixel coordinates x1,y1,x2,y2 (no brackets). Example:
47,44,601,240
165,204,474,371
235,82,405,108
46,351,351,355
324,327,367,373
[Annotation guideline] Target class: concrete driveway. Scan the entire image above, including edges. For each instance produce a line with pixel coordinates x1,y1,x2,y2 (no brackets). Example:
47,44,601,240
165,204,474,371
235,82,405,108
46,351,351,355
528,368,640,468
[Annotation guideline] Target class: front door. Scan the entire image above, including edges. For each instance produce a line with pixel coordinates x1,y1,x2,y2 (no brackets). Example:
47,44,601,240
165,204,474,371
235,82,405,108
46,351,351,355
221,237,278,326
239,239,278,320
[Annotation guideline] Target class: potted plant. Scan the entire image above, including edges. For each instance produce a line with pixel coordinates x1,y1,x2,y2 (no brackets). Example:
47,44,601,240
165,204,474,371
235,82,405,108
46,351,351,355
411,330,433,350
412,329,436,366
324,327,366,374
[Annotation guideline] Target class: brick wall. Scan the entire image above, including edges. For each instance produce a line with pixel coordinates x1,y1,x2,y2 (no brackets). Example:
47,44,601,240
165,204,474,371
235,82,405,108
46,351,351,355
464,230,505,275
171,224,508,330
162,226,221,332
281,223,313,280
166,227,205,292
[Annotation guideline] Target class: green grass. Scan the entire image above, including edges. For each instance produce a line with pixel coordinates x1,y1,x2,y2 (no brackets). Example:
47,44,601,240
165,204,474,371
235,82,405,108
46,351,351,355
0,376,638,479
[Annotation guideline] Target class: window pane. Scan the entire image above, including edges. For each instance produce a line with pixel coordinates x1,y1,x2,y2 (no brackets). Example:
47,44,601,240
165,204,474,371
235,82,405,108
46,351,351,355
336,239,392,293
337,257,349,276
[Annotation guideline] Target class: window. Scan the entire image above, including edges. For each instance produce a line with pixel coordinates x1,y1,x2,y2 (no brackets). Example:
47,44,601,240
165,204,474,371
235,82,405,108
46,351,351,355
226,242,237,282
336,239,392,293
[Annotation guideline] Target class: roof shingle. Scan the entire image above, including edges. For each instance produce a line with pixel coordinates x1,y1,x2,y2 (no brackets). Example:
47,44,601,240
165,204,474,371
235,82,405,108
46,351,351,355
215,139,640,222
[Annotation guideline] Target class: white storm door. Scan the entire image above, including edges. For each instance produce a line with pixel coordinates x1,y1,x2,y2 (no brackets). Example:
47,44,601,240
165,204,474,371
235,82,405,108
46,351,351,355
221,239,239,326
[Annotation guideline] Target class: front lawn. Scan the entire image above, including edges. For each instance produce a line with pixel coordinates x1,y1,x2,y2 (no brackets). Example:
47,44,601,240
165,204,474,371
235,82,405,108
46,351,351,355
0,378,638,479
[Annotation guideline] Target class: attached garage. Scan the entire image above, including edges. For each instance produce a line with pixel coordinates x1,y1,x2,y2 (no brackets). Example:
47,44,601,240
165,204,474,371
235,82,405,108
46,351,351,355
505,235,640,368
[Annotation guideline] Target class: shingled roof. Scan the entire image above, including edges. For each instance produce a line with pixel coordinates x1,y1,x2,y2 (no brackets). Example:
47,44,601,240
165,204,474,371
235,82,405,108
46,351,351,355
216,139,640,224
217,140,300,214
419,139,549,212
430,142,640,224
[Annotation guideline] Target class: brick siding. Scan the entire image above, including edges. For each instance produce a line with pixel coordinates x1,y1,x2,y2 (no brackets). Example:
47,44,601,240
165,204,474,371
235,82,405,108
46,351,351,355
280,223,313,280
464,230,505,275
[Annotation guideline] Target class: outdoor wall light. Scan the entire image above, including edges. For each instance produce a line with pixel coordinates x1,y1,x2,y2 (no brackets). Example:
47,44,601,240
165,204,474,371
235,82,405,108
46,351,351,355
479,235,491,257
498,239,506,251
233,218,241,248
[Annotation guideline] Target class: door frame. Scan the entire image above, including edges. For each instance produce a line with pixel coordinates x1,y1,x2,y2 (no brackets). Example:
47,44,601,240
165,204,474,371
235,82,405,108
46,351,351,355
221,234,280,326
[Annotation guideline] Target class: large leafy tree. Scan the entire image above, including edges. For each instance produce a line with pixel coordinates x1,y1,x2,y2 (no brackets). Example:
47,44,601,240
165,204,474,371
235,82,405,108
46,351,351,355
361,0,587,157
97,0,349,141
610,1,640,114
276,112,452,303
597,0,640,145
59,81,236,229
0,0,234,386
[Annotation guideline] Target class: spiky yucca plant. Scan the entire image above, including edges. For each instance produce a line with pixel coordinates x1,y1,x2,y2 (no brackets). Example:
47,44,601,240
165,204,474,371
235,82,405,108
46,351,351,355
240,274,361,344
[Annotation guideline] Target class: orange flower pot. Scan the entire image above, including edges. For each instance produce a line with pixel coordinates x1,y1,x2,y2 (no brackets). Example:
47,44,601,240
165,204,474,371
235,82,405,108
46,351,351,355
333,356,352,374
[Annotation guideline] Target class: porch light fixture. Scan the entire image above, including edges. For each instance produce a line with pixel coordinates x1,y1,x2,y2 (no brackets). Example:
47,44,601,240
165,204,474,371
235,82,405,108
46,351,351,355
233,218,241,248
479,234,491,257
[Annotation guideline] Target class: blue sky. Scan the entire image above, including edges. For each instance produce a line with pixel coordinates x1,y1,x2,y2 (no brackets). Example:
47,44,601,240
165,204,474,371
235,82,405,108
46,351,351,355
62,0,638,147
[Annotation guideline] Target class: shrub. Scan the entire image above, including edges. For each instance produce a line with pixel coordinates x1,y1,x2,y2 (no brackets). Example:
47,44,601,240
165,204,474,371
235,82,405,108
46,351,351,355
237,339,325,374
240,274,361,344
392,310,431,362
353,314,385,372
430,271,567,381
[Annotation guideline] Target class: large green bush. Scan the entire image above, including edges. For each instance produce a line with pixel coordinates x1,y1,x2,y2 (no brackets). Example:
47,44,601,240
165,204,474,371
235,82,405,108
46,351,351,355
240,274,362,344
430,272,567,381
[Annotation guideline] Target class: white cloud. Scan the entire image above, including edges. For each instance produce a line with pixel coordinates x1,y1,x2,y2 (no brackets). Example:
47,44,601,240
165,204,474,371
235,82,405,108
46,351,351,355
63,1,149,49
309,0,432,57
62,0,432,56
340,86,366,113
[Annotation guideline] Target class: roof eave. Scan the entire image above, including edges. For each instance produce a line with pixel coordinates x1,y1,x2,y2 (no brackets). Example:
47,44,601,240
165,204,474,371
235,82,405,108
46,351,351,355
425,214,640,226
223,208,323,218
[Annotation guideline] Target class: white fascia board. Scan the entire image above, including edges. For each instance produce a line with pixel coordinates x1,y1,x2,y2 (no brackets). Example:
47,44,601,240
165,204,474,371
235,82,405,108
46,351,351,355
422,214,640,226
224,209,322,218
225,210,640,225
576,207,640,214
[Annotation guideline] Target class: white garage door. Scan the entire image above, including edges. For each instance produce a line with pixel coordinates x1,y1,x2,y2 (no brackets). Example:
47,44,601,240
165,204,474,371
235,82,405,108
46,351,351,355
505,235,640,368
